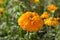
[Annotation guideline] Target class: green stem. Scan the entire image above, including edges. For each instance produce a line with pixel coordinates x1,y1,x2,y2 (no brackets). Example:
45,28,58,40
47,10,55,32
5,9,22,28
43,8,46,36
27,31,29,40
51,12,54,17
46,25,52,34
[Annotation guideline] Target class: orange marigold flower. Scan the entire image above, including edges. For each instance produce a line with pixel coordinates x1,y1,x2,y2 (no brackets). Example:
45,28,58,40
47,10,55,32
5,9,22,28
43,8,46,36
41,12,50,19
53,17,60,21
0,8,4,12
48,4,58,12
52,20,58,26
0,0,3,4
34,0,40,3
18,12,43,32
44,17,58,26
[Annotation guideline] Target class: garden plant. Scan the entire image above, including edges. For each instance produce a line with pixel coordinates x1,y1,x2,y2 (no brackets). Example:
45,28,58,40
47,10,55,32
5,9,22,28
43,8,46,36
0,0,60,40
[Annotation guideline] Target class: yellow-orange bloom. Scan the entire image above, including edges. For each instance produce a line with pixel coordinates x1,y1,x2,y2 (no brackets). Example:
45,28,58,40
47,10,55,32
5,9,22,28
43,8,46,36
41,12,50,19
44,17,52,26
48,4,58,12
18,12,43,32
53,17,60,21
0,8,4,12
52,20,58,26
34,0,40,3
0,0,3,4
44,17,58,26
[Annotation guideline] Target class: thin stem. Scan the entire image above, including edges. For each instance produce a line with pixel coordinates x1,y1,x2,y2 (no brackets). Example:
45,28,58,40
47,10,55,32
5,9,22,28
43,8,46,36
27,31,29,40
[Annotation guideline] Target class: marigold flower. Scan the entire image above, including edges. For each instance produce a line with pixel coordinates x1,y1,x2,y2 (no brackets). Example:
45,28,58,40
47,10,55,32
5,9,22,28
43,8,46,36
52,20,58,26
48,4,58,12
0,8,4,12
41,12,50,19
18,12,43,32
34,0,40,3
44,17,52,26
0,0,3,4
53,17,60,21
44,17,58,26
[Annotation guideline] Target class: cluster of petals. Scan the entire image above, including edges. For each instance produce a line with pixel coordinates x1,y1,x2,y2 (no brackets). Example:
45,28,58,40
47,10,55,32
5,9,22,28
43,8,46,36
34,0,40,3
44,17,59,26
18,12,43,32
41,12,50,19
48,4,58,12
